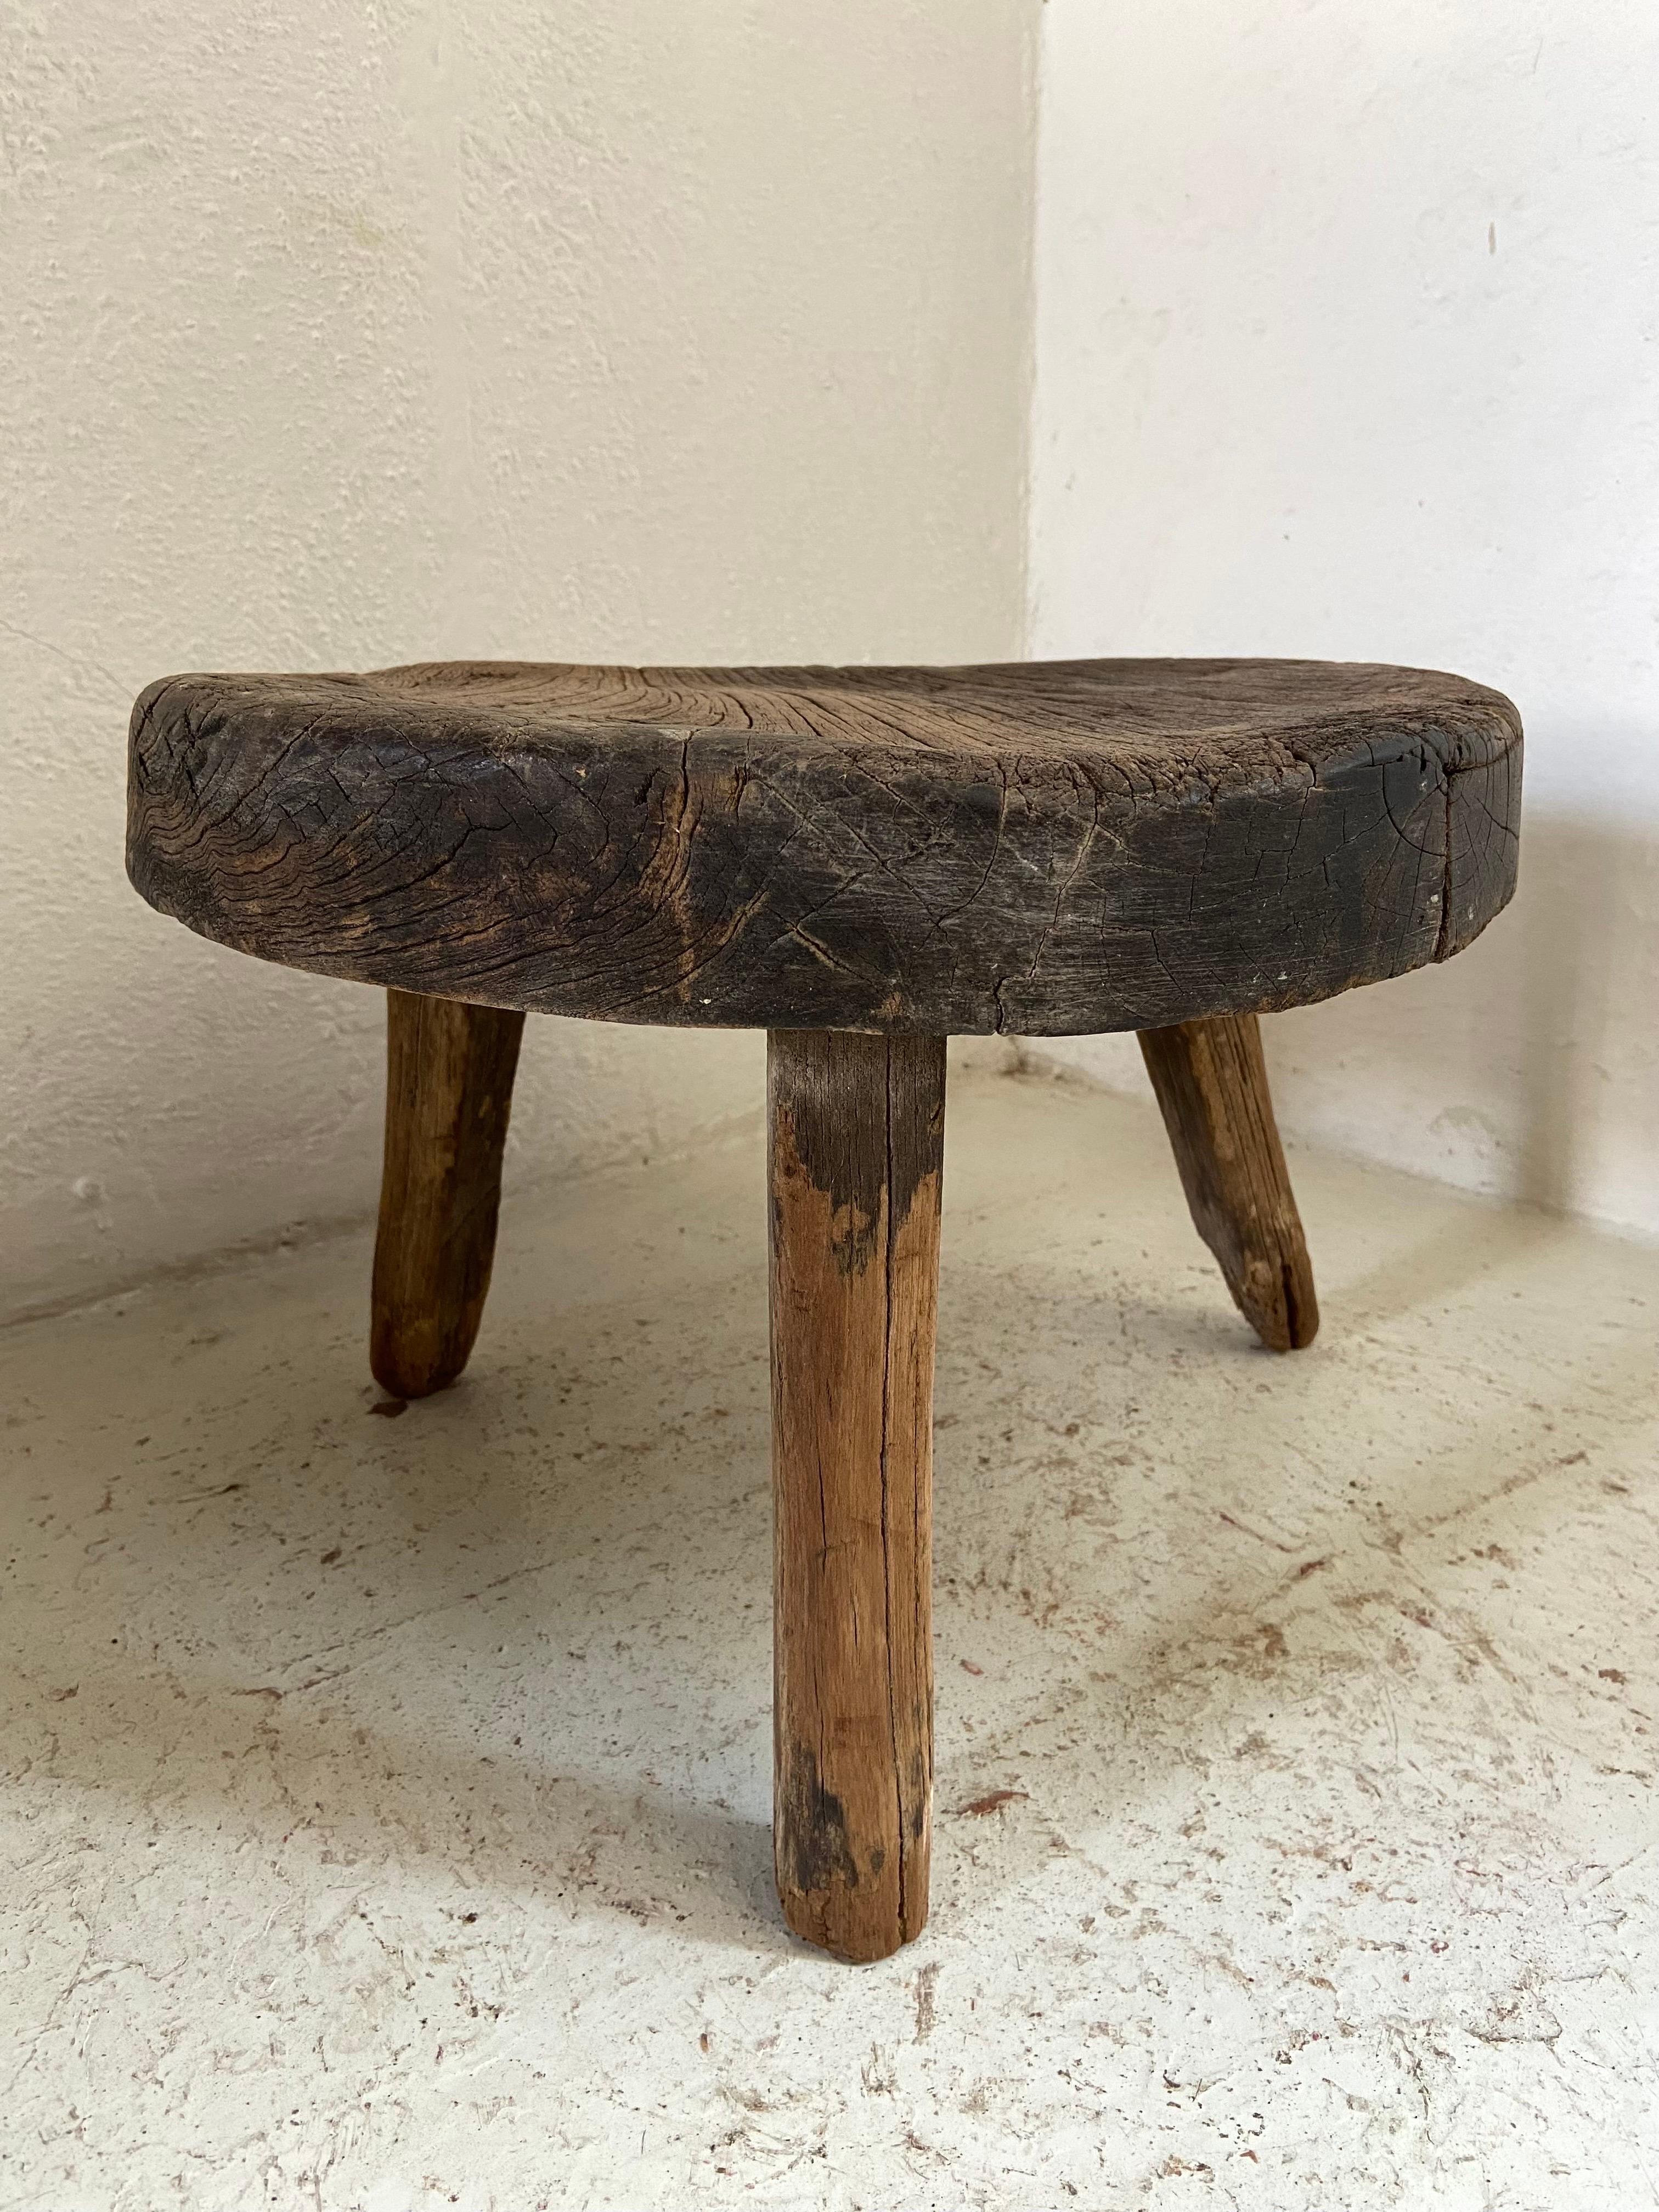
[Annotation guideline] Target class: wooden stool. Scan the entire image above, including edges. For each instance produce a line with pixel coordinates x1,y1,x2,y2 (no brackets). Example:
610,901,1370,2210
127,658,1521,1961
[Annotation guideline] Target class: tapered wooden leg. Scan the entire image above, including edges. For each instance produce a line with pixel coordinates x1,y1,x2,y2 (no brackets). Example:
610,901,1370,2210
768,1030,944,1963
1139,1012,1319,1352
370,989,526,1399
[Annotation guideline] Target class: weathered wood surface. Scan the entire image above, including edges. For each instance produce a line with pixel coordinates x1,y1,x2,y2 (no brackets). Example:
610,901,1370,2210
370,988,524,1399
127,659,1522,1037
769,1029,944,1961
1139,1013,1318,1352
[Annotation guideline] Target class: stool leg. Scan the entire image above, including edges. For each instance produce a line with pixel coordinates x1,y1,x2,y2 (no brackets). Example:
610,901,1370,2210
768,1030,944,1962
370,989,526,1399
1139,1012,1318,1352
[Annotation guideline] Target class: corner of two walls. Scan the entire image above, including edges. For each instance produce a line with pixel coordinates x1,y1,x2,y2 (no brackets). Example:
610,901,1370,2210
1022,0,1659,1243
19,0,1649,1327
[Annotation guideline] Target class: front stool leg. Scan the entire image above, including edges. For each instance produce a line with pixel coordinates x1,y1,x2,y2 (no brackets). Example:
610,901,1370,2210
370,989,526,1398
768,1030,945,1962
1138,1012,1318,1352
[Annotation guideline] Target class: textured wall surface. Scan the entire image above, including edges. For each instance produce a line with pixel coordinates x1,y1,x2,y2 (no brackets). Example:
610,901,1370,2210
14,0,1654,1321
1031,0,1659,1237
3,1,1036,1317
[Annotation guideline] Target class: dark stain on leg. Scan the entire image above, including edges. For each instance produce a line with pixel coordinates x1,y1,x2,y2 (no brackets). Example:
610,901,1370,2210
769,1033,946,1279
777,1742,860,1899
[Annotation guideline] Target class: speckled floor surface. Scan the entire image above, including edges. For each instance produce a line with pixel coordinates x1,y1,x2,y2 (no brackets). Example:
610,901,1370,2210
3,1063,1656,2210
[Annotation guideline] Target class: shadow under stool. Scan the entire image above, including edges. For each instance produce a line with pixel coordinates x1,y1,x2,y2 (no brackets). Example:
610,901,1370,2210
126,657,1522,1962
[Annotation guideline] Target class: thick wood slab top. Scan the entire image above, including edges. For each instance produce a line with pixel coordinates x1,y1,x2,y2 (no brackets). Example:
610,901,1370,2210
127,658,1521,1034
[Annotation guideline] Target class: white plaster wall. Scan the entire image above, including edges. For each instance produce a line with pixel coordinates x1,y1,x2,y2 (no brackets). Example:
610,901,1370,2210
1030,1,1659,1237
3,1,1036,1318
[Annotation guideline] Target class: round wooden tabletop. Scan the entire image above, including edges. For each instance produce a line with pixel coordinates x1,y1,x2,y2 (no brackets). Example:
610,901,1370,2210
127,658,1521,1035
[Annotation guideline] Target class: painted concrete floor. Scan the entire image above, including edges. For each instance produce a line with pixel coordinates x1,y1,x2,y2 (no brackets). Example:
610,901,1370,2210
3,1063,1657,2211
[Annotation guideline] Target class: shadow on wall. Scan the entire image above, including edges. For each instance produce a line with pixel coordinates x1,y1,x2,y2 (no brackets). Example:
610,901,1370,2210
1027,817,1659,1241
1513,820,1658,1224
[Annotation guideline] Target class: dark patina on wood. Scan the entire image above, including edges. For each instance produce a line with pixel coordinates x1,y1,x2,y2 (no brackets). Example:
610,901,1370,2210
127,659,1522,1038
769,1030,944,1961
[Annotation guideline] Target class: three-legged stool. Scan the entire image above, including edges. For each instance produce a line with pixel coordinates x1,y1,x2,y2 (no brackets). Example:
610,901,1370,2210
128,657,1521,1960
